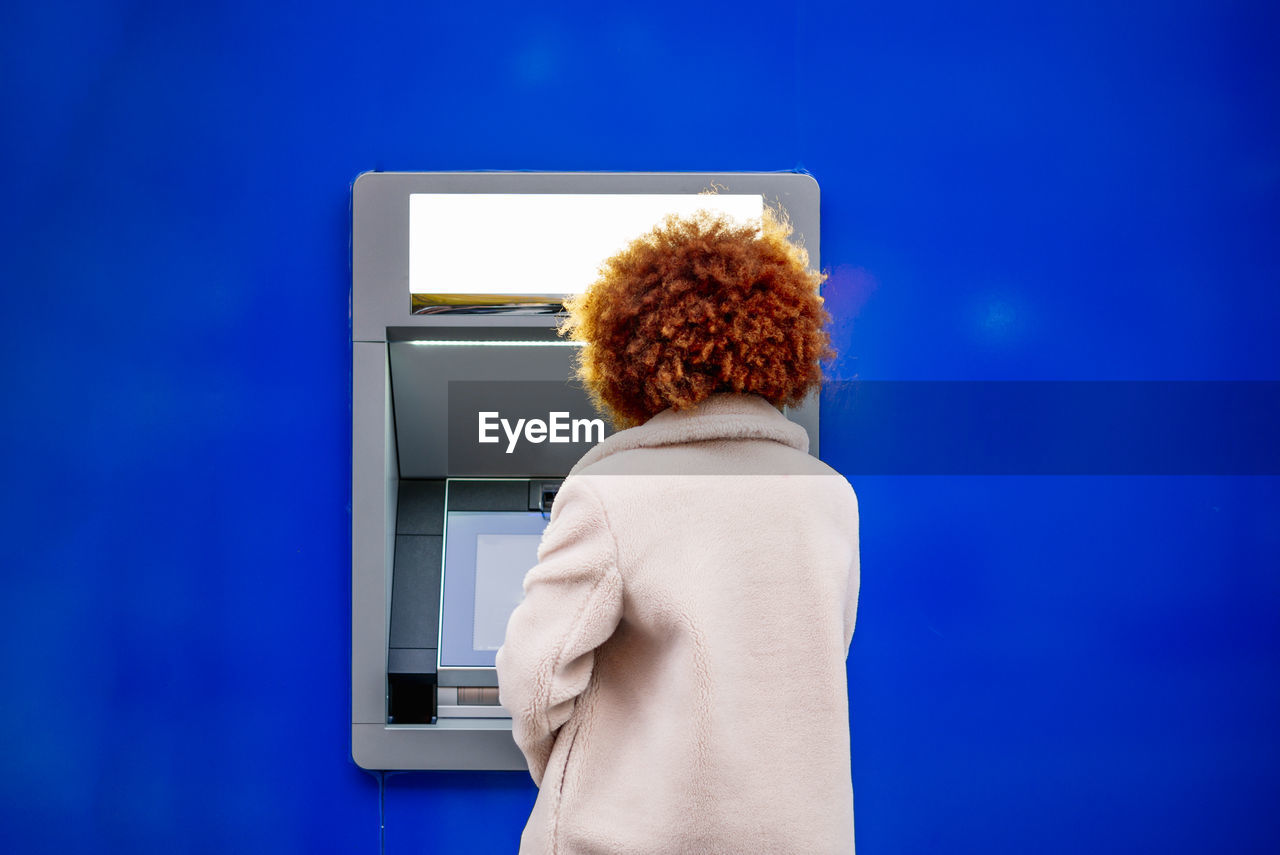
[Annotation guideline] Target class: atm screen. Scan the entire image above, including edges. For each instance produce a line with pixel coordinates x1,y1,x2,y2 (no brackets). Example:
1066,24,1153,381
440,511,548,669
473,533,543,651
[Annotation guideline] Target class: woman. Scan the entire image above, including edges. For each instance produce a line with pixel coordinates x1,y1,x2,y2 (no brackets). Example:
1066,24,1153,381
495,207,861,854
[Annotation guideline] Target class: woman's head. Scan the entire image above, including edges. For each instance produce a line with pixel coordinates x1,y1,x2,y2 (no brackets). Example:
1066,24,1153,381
561,206,833,428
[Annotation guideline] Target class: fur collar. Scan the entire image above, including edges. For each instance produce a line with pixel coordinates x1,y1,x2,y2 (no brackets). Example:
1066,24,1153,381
569,393,810,474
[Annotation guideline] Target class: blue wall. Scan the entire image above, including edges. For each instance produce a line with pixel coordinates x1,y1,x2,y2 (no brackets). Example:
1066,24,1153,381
2,1,1276,852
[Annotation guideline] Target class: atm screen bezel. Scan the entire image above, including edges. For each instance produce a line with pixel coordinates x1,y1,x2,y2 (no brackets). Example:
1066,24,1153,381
437,509,549,677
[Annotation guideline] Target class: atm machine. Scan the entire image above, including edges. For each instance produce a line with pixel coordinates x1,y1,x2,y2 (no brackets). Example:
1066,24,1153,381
351,171,821,770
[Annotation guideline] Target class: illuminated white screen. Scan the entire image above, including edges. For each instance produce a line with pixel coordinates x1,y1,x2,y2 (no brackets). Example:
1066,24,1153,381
409,193,764,298
472,533,543,652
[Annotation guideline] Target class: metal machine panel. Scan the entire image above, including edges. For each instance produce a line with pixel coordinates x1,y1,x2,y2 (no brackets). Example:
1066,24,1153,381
352,171,821,771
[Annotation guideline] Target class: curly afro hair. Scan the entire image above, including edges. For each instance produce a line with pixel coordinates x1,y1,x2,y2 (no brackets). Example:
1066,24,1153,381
561,206,833,428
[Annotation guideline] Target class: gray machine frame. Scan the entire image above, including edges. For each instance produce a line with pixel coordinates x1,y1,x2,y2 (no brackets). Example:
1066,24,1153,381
351,171,821,771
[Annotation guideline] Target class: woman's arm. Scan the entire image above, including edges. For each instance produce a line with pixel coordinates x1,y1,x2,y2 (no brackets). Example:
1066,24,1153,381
495,477,624,786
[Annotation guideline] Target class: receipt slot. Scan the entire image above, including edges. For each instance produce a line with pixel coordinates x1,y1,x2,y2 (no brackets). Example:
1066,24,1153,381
351,172,821,770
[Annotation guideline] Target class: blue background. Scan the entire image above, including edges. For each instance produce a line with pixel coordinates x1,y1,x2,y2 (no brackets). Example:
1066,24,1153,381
2,1,1277,853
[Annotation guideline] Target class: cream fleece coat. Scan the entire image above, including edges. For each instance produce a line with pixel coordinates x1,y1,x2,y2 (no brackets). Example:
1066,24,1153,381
495,393,861,855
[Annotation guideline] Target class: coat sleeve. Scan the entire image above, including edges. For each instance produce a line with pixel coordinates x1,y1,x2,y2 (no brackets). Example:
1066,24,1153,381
843,488,862,653
495,477,624,786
